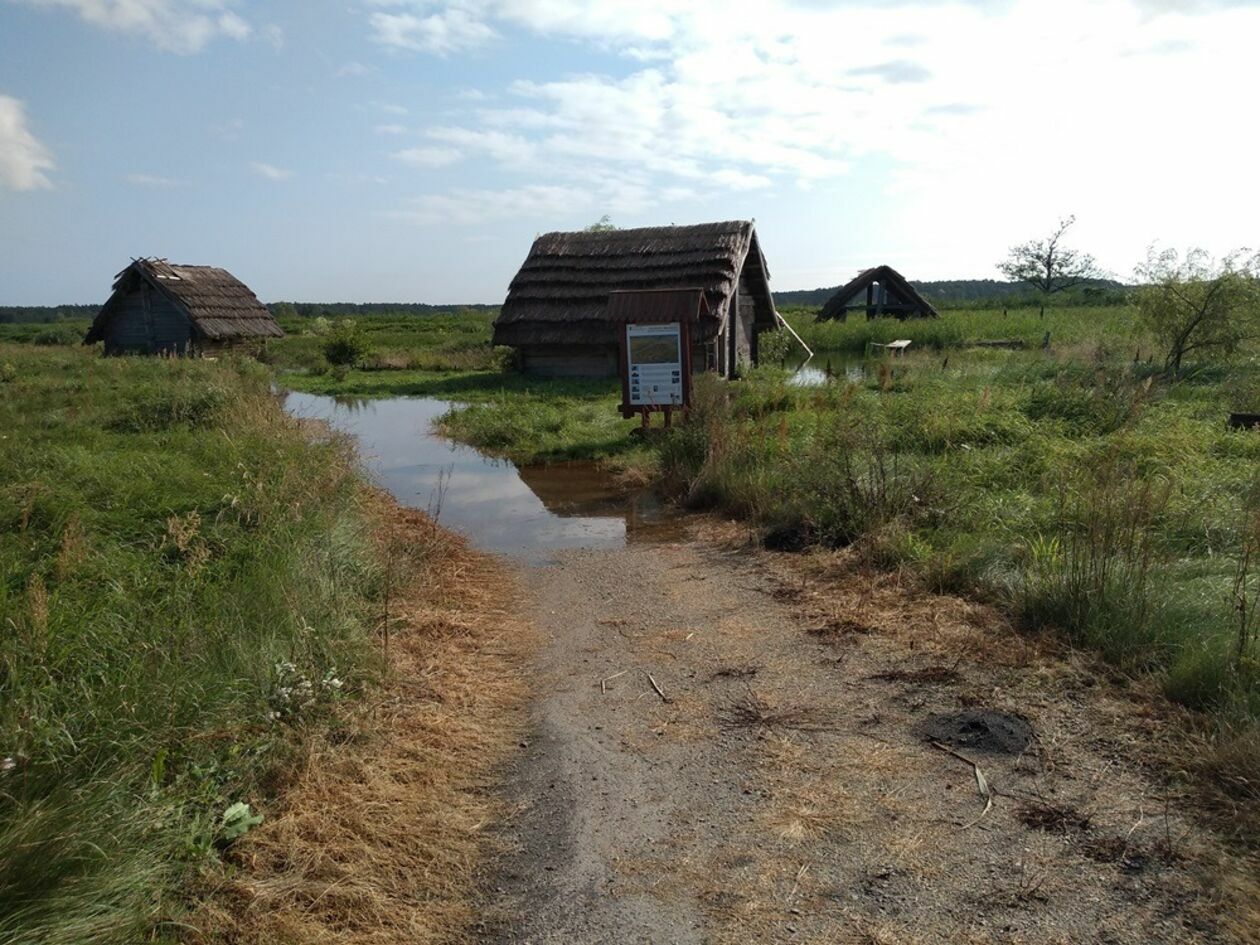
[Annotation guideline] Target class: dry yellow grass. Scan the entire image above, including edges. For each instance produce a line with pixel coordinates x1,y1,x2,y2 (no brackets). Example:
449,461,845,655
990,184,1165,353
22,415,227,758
192,503,532,945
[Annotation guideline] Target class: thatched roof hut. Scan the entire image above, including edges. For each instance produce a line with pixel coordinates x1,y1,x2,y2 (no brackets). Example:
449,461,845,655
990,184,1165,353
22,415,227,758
493,221,778,378
819,265,939,321
85,259,283,355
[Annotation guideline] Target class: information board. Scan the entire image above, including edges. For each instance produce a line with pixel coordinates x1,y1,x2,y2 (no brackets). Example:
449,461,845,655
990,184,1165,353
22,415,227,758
625,322,684,407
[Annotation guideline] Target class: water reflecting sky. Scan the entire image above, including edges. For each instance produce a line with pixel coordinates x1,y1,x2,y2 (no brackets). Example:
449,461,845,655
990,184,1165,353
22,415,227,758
284,391,628,559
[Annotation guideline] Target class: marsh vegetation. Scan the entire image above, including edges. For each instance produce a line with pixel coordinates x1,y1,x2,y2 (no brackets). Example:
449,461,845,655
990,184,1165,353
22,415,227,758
269,302,1260,802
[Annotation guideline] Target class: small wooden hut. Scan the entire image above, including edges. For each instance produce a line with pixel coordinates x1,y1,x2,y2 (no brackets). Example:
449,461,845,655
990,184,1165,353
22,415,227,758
84,258,283,355
492,221,778,378
818,265,939,321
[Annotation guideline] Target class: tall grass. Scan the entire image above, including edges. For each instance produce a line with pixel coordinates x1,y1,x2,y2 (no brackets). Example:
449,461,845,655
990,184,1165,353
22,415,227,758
0,346,390,943
780,304,1146,355
655,347,1260,743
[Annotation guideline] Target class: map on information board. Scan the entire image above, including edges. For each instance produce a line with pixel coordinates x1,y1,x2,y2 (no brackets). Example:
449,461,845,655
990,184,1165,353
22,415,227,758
626,322,684,407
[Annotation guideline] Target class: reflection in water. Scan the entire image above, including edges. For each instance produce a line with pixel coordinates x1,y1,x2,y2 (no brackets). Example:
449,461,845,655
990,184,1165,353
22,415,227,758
283,391,667,559
789,355,867,387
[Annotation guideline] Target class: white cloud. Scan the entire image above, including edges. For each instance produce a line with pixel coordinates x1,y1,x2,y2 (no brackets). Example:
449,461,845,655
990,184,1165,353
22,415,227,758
259,22,284,49
392,146,461,167
250,161,292,181
126,172,184,187
375,123,407,135
17,0,254,53
216,10,249,40
385,184,595,225
0,94,54,191
369,7,496,54
366,0,1260,274
337,60,373,77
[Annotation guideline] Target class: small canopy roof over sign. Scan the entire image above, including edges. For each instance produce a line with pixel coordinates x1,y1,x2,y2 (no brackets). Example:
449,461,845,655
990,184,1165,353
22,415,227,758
819,265,939,321
604,287,711,324
85,258,283,347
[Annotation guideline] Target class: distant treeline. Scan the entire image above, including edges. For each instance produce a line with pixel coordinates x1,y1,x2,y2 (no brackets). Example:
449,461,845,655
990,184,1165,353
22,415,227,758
268,301,499,318
0,304,99,324
774,278,1130,309
4,282,1131,324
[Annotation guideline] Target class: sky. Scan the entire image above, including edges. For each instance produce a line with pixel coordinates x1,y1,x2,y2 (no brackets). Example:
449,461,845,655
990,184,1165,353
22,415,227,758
0,0,1257,305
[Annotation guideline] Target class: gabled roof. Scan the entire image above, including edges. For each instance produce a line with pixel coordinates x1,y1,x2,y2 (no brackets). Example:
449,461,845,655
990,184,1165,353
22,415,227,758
819,265,940,320
492,221,776,347
85,259,283,343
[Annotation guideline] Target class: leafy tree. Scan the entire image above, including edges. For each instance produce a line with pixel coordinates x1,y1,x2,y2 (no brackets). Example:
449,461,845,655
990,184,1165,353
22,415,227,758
584,215,617,232
321,319,371,367
998,215,1103,315
1135,247,1260,373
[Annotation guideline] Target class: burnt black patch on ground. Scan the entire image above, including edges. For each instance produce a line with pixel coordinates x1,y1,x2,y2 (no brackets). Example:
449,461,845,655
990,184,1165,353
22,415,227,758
918,709,1034,755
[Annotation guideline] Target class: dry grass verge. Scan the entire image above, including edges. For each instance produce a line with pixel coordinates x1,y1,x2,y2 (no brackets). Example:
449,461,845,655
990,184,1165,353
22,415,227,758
191,502,531,945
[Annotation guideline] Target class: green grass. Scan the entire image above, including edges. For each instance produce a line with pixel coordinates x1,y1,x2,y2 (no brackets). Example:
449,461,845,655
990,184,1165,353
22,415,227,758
268,310,502,375
778,304,1146,356
0,345,393,944
0,319,90,346
656,350,1260,732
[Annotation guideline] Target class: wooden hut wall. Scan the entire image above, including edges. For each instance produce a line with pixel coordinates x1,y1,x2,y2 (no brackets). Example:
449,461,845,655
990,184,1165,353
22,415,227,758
735,268,757,373
520,344,620,378
103,283,192,355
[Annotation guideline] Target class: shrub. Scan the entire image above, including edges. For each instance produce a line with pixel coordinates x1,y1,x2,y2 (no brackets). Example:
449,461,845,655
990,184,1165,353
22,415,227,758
758,327,794,365
31,326,79,346
321,320,371,367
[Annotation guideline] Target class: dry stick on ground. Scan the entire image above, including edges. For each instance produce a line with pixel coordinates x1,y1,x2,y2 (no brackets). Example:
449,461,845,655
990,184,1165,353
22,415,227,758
600,670,628,694
930,741,994,828
645,671,671,703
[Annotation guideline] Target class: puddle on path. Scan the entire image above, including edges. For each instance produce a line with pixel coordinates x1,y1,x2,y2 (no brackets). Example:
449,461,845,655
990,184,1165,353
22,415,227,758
284,391,673,560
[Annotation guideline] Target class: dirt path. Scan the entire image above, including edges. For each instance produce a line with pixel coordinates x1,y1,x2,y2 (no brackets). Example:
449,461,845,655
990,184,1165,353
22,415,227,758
478,524,1256,944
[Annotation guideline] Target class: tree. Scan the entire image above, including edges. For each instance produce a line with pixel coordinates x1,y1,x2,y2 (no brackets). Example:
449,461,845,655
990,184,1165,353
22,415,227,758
584,215,617,232
998,215,1103,315
1135,247,1260,374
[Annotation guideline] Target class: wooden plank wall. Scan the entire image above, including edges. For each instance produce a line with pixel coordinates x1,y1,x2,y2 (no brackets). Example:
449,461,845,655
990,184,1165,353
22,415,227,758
103,284,192,354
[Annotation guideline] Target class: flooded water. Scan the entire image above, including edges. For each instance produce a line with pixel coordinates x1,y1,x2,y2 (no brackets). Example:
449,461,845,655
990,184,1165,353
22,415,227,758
788,353,867,386
283,392,669,560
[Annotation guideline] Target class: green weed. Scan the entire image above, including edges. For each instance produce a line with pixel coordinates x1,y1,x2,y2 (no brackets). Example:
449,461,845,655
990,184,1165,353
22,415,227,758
0,345,390,944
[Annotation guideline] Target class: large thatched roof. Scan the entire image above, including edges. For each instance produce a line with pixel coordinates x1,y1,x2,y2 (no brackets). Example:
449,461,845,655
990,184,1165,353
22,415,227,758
85,259,283,343
819,265,939,321
492,221,776,347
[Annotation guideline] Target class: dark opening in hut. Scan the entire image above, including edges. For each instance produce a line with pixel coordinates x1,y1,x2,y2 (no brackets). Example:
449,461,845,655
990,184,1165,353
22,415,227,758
491,221,779,378
84,259,283,356
818,265,939,321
